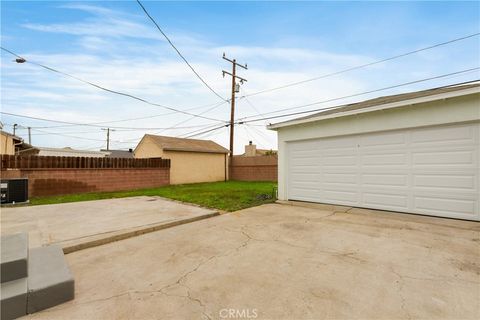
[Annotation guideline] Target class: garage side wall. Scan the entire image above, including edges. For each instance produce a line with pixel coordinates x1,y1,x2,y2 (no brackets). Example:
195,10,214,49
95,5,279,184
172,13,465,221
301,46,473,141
276,94,480,201
165,151,227,184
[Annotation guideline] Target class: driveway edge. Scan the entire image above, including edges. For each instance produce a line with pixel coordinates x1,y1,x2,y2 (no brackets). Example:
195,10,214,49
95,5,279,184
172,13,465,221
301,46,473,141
62,212,220,254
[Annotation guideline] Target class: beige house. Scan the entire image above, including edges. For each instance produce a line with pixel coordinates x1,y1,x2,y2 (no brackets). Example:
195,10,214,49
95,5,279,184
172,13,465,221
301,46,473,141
0,130,23,155
134,134,229,184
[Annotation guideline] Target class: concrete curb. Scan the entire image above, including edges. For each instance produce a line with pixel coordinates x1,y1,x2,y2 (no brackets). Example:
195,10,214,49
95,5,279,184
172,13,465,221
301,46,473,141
150,196,228,214
61,212,220,254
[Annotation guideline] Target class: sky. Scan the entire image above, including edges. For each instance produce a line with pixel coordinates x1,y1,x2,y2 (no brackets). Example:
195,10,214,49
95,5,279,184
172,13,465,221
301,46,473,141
1,0,479,154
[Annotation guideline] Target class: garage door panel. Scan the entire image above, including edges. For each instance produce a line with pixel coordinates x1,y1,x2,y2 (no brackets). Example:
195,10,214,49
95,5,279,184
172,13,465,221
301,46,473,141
291,157,319,167
362,153,408,166
411,123,477,145
290,151,320,158
323,189,359,205
323,155,356,166
290,140,318,151
413,196,477,217
413,174,476,191
287,122,480,221
362,174,408,187
322,149,357,157
290,187,322,201
413,150,476,166
363,192,409,211
360,131,407,148
290,173,319,183
321,136,357,149
324,172,357,184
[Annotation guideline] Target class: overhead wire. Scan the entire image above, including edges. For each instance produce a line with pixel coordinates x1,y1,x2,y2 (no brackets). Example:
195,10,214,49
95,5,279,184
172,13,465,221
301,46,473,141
238,32,480,99
30,128,115,142
244,124,273,149
236,69,480,124
136,0,226,102
182,123,229,139
117,100,228,142
0,111,223,130
0,47,227,122
29,100,230,129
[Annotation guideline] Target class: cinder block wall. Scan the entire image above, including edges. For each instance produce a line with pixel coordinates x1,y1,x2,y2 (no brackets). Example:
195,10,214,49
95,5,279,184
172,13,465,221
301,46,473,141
230,155,277,181
1,168,170,197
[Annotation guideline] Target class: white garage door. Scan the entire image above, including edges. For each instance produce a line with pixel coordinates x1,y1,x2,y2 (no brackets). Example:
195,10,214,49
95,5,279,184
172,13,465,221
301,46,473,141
287,122,480,221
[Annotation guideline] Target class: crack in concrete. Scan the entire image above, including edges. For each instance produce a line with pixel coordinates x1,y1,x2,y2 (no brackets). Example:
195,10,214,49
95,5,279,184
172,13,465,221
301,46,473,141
43,253,222,317
390,267,412,320
398,274,480,285
224,225,312,251
224,224,368,260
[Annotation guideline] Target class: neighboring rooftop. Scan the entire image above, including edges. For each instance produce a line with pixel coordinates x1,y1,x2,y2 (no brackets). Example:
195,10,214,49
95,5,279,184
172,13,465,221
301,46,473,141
269,81,480,129
102,149,134,158
143,134,229,154
33,147,109,157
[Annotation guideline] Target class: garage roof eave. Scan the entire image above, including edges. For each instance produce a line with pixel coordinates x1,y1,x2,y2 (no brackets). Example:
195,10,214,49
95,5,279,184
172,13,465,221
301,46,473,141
268,84,480,130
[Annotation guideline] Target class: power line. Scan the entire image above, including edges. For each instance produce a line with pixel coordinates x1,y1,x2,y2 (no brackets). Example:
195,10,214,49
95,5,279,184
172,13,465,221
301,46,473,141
30,128,114,142
237,69,480,124
136,0,226,102
246,124,274,146
117,101,228,142
239,32,480,99
1,47,227,122
30,100,228,129
194,125,227,140
0,111,222,130
179,122,227,138
151,101,227,134
183,123,229,139
30,130,103,135
240,89,268,124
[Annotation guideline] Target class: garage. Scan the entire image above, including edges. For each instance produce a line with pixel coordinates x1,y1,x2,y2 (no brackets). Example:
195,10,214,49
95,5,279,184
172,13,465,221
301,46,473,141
270,82,480,221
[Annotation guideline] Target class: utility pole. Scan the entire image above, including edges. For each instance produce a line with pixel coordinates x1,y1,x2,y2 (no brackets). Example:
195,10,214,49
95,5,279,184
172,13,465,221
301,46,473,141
222,53,247,160
28,127,31,145
101,128,115,151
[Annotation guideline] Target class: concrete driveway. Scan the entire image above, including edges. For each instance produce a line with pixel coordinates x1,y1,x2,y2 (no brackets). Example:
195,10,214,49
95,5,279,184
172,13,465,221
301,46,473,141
1,196,217,252
24,202,479,320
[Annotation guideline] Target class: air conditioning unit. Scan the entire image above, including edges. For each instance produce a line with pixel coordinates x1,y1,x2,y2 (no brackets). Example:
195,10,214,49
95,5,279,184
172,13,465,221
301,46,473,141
1,178,29,204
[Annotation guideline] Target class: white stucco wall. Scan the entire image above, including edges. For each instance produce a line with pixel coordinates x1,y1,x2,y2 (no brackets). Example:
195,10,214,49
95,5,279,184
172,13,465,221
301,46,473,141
274,93,480,201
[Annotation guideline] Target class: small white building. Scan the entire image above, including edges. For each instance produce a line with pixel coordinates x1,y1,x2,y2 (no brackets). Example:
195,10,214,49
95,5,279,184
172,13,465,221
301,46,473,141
268,82,480,221
34,147,108,158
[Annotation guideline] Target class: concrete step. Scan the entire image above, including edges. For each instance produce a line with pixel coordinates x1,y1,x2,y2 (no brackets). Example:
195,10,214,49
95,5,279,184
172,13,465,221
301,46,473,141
27,245,75,314
0,278,28,320
1,233,28,283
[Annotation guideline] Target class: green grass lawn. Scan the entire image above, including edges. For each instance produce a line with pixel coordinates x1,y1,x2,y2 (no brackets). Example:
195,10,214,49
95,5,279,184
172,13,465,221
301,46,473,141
29,181,278,211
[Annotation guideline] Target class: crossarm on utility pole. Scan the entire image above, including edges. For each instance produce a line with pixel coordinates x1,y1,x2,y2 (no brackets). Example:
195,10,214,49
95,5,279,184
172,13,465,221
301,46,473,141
222,54,248,179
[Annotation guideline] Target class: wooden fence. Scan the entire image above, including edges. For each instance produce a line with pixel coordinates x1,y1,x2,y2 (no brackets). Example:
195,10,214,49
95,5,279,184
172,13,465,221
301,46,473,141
1,155,170,170
230,155,277,181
